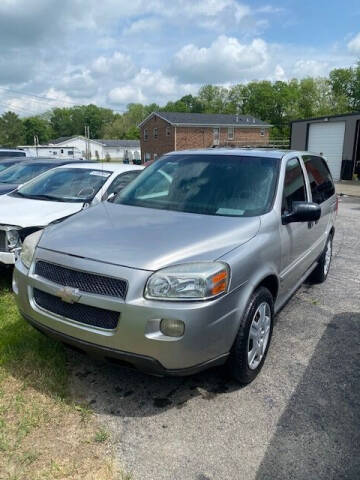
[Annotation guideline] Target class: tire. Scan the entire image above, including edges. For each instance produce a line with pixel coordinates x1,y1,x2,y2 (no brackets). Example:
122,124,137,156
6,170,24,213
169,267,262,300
308,235,333,284
227,287,274,385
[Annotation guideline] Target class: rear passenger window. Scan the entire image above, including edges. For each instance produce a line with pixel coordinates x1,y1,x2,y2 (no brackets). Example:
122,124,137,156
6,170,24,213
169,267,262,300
303,155,335,204
282,158,307,212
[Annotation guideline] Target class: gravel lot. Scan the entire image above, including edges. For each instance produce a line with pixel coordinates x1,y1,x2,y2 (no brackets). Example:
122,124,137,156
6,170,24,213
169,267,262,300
65,196,360,479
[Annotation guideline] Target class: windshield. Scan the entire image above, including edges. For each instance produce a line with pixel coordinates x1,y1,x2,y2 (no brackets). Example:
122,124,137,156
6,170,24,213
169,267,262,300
16,167,112,202
116,154,280,217
0,163,54,184
0,162,15,173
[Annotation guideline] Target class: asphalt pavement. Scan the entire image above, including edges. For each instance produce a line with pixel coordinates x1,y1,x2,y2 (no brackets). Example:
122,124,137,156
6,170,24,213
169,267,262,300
51,196,360,479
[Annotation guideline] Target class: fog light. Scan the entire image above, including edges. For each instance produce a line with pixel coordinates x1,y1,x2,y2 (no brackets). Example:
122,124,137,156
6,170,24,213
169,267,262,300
160,319,185,337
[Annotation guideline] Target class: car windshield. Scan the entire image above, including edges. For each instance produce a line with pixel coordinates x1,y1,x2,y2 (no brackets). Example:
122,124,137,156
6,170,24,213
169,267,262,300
0,163,54,184
16,167,112,202
0,162,15,173
116,154,280,217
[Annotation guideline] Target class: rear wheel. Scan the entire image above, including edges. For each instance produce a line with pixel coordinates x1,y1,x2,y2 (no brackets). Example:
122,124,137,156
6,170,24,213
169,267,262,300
227,287,274,385
308,235,333,284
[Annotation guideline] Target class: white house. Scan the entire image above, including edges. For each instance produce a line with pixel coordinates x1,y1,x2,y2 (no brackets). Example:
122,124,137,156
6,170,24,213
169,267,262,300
51,136,141,161
19,136,141,162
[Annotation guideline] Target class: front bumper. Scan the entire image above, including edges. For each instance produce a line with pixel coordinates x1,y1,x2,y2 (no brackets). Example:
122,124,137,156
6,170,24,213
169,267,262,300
13,248,247,373
0,251,15,265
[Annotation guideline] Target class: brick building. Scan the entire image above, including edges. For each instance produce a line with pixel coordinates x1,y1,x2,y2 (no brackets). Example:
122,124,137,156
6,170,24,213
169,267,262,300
139,111,271,163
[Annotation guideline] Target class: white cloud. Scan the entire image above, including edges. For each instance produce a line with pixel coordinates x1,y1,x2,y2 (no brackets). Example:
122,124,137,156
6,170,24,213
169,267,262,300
347,33,360,53
124,18,162,35
293,59,329,77
91,52,136,80
108,85,146,105
108,68,196,106
172,35,269,83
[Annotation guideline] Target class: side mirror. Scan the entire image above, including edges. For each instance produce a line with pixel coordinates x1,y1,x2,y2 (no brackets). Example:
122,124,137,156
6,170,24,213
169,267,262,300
106,192,117,202
282,201,321,225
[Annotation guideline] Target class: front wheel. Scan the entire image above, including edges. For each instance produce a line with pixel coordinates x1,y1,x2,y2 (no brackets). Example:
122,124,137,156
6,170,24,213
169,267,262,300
308,235,333,284
227,287,274,385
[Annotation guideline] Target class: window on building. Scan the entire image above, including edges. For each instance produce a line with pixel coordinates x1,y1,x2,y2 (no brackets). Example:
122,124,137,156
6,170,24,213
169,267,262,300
282,158,307,213
166,127,171,136
228,127,234,140
144,129,148,141
67,150,73,155
53,151,57,155
260,129,265,136
303,155,335,204
145,153,151,161
153,128,158,139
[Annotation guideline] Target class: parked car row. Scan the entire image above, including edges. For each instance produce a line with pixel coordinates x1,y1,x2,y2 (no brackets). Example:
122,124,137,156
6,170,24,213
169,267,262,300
0,159,143,265
8,148,337,384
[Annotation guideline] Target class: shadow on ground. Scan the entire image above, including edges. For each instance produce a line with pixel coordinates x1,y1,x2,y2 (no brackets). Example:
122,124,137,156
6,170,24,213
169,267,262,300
0,267,12,289
256,312,360,480
67,349,240,417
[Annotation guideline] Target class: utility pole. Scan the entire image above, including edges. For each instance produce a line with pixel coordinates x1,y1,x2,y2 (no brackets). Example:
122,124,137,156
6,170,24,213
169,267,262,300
84,125,90,160
33,135,39,157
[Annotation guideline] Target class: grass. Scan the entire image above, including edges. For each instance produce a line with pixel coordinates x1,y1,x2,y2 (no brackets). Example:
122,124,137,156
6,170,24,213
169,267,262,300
0,268,121,479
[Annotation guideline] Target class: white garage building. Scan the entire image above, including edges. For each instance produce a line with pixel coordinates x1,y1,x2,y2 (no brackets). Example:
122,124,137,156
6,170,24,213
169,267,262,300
291,112,360,181
19,136,141,162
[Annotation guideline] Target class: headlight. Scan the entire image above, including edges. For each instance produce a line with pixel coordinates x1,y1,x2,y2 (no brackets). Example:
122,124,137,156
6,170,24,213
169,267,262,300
144,262,230,300
6,229,20,250
20,230,43,269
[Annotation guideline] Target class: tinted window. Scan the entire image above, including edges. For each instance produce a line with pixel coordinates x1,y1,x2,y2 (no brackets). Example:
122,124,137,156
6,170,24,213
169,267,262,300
283,158,307,212
0,151,25,157
0,162,15,173
0,163,54,184
116,154,280,217
106,171,141,198
303,155,335,203
17,168,111,202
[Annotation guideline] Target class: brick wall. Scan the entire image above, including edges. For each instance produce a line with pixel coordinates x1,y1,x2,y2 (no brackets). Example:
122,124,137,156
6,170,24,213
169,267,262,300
176,126,270,150
140,115,270,162
140,116,175,162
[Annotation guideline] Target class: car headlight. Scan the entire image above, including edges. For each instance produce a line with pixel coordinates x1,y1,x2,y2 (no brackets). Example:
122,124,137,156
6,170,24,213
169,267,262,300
144,262,230,300
6,228,21,251
20,230,43,269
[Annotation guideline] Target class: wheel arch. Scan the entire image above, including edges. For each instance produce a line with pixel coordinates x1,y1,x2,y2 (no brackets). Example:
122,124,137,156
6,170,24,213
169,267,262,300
254,274,279,302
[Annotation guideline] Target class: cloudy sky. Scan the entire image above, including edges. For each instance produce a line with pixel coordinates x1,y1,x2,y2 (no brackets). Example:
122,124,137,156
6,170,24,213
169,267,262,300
0,0,359,116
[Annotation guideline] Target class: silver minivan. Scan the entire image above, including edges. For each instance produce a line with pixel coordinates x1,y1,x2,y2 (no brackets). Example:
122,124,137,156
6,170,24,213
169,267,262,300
13,150,336,384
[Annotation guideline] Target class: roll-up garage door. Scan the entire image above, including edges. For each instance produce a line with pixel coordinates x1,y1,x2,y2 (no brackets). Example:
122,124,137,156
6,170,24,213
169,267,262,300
308,122,345,180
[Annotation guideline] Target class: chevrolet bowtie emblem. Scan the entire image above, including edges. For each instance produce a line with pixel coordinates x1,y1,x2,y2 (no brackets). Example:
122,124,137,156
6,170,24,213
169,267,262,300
56,286,81,304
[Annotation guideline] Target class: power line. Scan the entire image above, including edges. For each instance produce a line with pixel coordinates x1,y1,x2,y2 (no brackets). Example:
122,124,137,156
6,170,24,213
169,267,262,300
0,86,125,114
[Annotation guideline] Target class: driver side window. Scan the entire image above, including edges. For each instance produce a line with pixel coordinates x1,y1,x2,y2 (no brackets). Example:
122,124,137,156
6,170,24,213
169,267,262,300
282,158,307,213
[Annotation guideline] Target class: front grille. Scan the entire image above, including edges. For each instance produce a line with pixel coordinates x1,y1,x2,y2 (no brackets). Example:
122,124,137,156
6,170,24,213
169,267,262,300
33,288,120,330
0,231,6,252
34,261,128,300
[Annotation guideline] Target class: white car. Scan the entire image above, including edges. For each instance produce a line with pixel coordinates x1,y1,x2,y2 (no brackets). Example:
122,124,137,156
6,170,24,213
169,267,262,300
0,162,143,265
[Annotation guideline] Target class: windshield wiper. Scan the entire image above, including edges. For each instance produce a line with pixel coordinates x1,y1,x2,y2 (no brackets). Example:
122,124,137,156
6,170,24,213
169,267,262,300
15,193,67,202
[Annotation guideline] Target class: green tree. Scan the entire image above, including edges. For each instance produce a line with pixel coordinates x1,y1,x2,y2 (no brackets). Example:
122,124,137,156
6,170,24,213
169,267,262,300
23,116,53,144
198,85,229,113
0,111,25,147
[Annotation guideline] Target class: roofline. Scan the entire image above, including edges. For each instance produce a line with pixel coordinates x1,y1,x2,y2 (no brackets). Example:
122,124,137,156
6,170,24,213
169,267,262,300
291,111,360,124
168,123,271,128
138,111,271,128
51,135,105,146
18,145,78,148
138,111,166,128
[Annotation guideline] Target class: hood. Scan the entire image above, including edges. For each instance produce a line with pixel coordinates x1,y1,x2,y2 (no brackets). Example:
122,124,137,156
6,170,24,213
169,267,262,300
0,183,19,195
0,195,84,229
40,203,261,271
